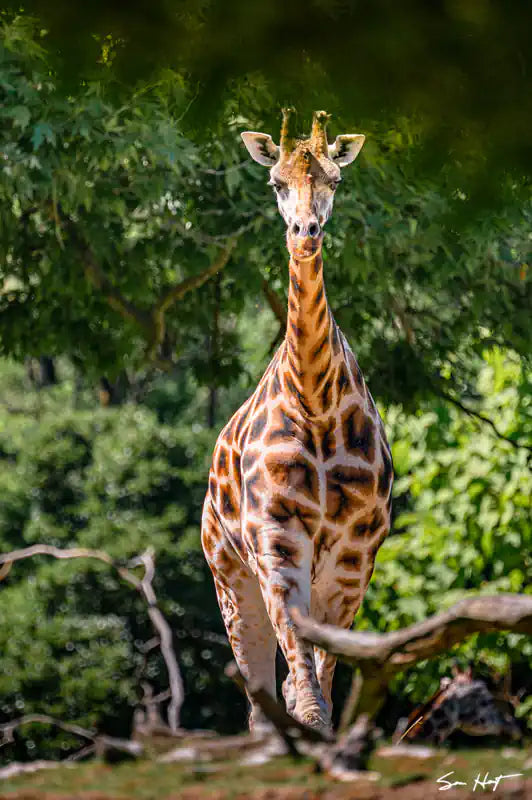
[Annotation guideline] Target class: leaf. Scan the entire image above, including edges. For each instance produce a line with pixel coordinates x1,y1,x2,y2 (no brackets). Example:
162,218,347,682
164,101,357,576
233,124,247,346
225,167,240,197
9,105,31,130
31,122,56,151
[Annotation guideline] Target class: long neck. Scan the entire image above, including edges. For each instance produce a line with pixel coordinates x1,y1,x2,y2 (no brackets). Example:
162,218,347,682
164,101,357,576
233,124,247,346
282,244,337,417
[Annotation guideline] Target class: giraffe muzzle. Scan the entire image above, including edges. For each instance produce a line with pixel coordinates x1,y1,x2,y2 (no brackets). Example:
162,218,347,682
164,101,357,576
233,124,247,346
290,219,321,238
287,228,324,260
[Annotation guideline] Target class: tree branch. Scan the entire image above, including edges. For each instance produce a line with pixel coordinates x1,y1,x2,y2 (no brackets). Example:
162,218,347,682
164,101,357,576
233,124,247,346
0,544,184,732
128,549,185,732
437,389,532,454
77,241,154,336
292,594,532,723
0,760,62,781
293,595,532,667
0,714,143,757
66,217,237,367
148,239,235,361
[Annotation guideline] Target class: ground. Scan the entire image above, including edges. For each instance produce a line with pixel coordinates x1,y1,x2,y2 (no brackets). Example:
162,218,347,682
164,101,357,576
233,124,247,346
1,745,530,799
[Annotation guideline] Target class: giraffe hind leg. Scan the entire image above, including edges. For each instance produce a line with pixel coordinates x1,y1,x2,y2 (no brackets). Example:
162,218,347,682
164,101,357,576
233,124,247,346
201,503,277,733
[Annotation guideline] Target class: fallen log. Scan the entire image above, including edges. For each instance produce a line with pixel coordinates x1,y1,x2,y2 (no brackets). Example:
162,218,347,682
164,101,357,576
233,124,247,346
0,713,144,759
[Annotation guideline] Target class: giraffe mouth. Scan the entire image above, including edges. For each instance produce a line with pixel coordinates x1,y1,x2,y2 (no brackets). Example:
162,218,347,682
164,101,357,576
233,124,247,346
286,231,323,260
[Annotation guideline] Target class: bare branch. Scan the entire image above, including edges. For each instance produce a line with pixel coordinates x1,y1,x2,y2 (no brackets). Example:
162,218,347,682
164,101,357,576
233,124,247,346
0,544,184,731
292,595,532,668
0,544,117,576
67,743,97,762
78,243,154,336
148,239,236,361
0,761,61,781
0,714,143,757
0,714,96,747
293,594,532,724
148,610,183,728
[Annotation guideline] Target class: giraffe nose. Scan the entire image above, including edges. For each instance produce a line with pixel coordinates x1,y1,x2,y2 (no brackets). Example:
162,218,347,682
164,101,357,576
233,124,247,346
290,218,321,238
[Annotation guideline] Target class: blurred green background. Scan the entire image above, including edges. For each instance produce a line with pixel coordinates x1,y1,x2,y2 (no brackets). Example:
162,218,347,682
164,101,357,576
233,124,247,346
0,3,530,761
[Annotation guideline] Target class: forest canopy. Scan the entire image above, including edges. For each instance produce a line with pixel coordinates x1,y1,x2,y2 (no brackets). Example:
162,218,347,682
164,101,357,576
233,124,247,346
2,0,532,188
1,13,531,410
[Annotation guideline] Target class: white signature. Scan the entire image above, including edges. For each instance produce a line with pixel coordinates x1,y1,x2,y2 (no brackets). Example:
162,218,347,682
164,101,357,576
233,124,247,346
437,771,524,792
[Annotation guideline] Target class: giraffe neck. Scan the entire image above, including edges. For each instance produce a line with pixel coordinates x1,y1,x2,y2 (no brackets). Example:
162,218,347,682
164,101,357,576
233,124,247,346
283,241,336,417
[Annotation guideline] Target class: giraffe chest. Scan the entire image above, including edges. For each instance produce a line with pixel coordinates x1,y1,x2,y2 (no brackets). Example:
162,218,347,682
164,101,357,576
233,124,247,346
242,398,385,534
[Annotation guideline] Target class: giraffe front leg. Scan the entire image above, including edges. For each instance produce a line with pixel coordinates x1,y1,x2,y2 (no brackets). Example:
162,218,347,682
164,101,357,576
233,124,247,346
310,579,365,725
255,523,330,733
313,649,337,715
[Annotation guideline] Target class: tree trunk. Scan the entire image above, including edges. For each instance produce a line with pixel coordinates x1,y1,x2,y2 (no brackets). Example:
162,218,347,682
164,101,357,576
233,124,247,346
26,356,57,387
38,356,56,386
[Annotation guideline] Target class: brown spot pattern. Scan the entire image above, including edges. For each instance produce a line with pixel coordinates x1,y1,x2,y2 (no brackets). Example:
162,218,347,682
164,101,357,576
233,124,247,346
351,508,386,540
249,408,268,441
342,406,375,461
377,439,393,497
265,453,319,501
336,550,363,571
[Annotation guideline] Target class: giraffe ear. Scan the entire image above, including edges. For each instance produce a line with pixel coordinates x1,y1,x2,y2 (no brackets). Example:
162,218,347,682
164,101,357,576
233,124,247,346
328,134,365,167
241,132,280,166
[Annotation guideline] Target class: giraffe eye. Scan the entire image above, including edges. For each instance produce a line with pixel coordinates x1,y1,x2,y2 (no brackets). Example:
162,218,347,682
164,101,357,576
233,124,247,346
268,180,286,193
330,179,341,190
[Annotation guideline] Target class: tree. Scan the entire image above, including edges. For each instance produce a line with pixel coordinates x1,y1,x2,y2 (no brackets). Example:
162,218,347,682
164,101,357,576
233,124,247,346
1,17,531,410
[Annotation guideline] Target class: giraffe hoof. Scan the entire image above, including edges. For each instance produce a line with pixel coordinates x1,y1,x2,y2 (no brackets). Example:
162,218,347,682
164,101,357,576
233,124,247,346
300,712,332,736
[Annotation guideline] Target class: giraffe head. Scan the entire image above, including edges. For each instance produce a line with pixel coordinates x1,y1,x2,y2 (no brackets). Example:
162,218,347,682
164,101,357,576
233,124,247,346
241,109,364,256
396,666,521,746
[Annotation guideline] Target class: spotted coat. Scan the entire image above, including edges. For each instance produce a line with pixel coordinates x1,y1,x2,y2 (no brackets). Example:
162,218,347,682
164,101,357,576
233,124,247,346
202,240,393,732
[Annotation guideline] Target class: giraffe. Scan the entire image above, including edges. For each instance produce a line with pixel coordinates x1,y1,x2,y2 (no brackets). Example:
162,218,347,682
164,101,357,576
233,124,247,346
395,667,521,745
201,109,393,734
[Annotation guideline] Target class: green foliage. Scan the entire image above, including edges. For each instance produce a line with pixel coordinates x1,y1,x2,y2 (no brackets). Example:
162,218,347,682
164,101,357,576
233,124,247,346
1,18,530,406
1,2,532,201
359,350,532,721
0,16,270,380
0,11,530,761
0,361,246,762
